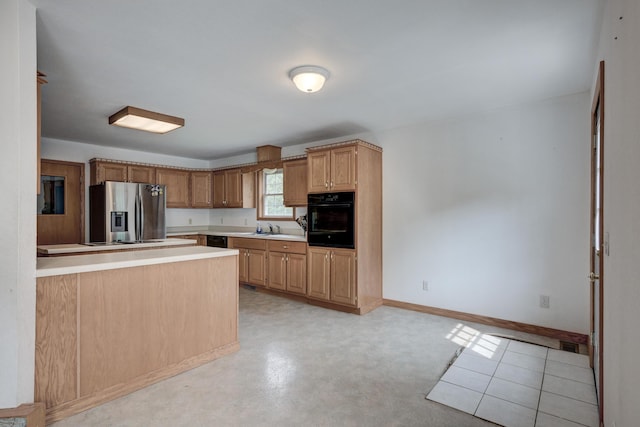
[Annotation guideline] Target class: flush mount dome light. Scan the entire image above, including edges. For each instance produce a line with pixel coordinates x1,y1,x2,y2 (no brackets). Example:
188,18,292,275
289,65,330,93
109,106,185,134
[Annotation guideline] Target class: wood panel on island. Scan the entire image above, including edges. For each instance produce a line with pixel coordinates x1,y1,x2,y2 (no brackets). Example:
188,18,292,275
34,249,239,423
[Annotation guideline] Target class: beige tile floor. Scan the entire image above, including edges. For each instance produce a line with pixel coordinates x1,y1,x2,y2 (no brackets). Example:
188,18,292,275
51,288,588,426
427,335,599,427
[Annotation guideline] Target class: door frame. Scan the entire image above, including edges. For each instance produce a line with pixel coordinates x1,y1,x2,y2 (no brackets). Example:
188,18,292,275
39,159,86,243
589,60,604,422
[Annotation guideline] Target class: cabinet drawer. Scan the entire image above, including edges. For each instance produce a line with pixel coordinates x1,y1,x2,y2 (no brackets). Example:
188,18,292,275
229,237,266,250
267,240,306,254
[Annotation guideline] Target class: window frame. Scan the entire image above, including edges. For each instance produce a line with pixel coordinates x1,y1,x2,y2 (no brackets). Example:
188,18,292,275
256,168,295,221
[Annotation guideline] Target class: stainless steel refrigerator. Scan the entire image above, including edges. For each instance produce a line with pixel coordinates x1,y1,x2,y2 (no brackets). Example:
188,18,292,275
89,181,166,243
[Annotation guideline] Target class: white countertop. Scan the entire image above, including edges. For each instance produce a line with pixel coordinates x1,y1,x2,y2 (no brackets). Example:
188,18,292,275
37,246,239,278
167,230,307,242
37,238,195,255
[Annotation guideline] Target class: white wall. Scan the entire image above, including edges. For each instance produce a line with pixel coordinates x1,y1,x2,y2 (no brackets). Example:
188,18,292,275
377,93,591,335
0,0,37,408
596,0,640,425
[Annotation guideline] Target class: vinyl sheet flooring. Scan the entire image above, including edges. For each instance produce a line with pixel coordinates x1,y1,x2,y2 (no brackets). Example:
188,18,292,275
51,288,591,427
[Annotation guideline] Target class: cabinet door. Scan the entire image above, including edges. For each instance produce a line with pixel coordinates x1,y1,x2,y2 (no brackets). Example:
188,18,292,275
128,165,156,184
330,146,357,191
307,151,331,193
224,169,243,208
238,250,248,283
330,249,357,306
212,171,226,208
156,168,190,208
287,253,307,295
98,162,128,183
307,247,330,300
283,159,308,206
267,252,287,291
191,171,213,208
247,249,266,287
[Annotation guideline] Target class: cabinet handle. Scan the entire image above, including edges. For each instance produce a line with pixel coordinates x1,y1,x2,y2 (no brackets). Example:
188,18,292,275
283,245,288,249
330,181,334,188
325,181,328,188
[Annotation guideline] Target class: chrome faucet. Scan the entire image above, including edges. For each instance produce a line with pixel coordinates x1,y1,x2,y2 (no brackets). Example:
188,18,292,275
267,224,281,234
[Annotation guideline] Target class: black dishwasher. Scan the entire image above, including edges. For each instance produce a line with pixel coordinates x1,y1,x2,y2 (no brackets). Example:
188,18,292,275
206,235,228,248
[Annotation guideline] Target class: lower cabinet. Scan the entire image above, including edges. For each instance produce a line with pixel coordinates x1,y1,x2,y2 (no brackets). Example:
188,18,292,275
267,241,307,295
230,238,267,287
307,247,356,306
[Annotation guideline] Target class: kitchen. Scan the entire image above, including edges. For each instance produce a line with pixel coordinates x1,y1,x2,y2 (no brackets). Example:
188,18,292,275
3,0,640,426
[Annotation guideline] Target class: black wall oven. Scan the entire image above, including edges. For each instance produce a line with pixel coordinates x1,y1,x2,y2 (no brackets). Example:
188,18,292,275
307,192,355,249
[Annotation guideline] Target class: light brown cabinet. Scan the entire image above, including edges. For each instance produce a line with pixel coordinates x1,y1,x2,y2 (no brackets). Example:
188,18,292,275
283,158,308,206
305,140,382,315
213,169,254,208
128,165,156,184
156,168,190,208
307,247,356,305
230,238,267,287
307,145,357,193
190,171,213,208
90,160,155,185
267,240,307,295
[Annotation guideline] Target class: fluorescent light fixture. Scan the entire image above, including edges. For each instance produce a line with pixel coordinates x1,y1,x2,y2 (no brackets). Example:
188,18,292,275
289,65,330,93
109,106,184,134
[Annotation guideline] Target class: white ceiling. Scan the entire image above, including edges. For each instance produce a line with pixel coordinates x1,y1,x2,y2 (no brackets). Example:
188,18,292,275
31,0,602,160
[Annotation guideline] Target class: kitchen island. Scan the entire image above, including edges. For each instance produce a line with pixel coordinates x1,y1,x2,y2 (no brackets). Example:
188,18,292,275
35,246,239,424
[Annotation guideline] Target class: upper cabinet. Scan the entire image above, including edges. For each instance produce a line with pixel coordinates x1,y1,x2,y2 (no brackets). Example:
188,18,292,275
128,165,156,184
213,169,254,208
283,158,308,206
190,171,213,208
156,168,190,208
90,160,155,185
307,145,357,193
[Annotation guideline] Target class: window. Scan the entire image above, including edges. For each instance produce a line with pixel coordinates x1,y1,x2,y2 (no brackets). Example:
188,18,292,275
37,175,65,214
258,168,294,220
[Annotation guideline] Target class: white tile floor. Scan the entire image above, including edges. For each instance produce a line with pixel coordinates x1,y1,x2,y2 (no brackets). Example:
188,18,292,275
427,337,600,427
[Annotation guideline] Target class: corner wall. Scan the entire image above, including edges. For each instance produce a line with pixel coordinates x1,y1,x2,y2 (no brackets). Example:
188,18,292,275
0,0,37,408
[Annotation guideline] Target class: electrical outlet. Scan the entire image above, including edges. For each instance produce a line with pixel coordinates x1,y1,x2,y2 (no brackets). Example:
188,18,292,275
540,295,550,309
422,280,429,291
220,217,224,225
188,218,192,225
244,218,248,225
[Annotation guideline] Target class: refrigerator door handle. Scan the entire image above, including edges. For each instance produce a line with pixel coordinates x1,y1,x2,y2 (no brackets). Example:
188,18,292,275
139,191,145,241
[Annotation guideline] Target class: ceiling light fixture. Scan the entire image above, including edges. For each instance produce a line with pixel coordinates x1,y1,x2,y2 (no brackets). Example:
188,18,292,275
289,65,330,93
108,106,185,134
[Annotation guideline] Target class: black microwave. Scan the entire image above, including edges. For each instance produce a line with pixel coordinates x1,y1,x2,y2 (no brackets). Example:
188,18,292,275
307,192,355,249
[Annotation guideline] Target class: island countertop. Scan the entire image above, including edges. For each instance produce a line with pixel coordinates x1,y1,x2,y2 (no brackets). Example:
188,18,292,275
36,246,239,277
37,238,196,256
